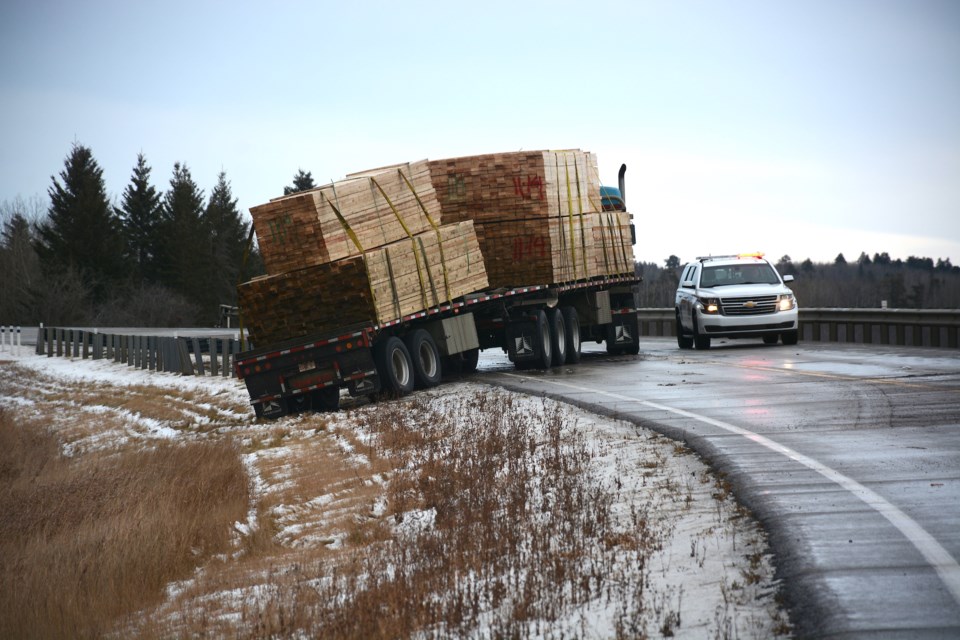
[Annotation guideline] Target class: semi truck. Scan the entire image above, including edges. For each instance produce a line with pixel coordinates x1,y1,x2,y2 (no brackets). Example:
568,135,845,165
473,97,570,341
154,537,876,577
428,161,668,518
234,162,640,419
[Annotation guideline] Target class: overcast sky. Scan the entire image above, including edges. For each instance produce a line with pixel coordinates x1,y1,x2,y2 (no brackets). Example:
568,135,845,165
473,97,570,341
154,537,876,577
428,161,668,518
2,0,958,266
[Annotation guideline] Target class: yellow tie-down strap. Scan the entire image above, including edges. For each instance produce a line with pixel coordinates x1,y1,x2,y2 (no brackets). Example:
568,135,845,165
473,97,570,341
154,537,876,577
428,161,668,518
397,167,452,306
321,190,381,315
369,176,430,311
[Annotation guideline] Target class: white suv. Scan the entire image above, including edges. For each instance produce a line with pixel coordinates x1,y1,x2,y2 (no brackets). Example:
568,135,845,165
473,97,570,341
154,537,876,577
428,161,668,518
675,254,798,349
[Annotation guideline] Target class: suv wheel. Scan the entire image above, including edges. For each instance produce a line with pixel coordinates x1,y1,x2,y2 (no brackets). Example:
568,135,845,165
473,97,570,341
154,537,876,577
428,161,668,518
693,315,711,350
676,312,693,349
782,330,799,346
763,335,779,345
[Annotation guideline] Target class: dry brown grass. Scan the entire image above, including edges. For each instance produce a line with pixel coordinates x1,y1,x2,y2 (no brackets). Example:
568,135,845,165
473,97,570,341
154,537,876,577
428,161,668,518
0,360,791,639
0,405,248,639
179,393,664,639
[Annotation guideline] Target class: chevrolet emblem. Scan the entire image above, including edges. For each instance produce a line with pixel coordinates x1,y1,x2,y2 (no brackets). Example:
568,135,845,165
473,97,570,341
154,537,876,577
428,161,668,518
744,300,756,308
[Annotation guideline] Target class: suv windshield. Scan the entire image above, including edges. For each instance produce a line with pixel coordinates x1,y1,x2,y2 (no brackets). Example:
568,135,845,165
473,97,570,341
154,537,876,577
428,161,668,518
700,263,780,287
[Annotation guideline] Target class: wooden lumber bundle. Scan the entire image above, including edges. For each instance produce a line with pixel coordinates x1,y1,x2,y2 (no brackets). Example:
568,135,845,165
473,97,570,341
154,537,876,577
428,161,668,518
421,149,635,287
238,257,375,347
238,221,488,345
591,211,635,278
250,161,442,275
364,220,487,321
473,211,634,288
474,214,593,287
427,149,602,224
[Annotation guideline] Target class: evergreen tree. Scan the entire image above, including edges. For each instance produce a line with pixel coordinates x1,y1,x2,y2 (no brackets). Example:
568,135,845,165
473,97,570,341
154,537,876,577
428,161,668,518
157,162,209,316
35,143,128,303
0,210,42,323
203,170,251,320
284,168,316,195
117,152,163,284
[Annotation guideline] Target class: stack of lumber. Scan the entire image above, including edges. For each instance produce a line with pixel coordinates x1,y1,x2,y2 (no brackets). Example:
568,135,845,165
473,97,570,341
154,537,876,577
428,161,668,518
251,161,441,275
239,149,635,345
238,258,376,346
425,149,633,287
426,149,599,223
592,210,634,277
240,218,487,345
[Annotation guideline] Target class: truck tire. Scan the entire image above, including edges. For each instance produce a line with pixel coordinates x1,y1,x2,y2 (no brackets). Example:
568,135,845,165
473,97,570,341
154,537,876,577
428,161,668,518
461,347,480,372
532,310,553,369
310,386,340,411
782,330,799,346
623,314,641,355
446,347,480,374
547,308,568,366
373,336,415,395
508,310,552,370
405,329,442,388
561,306,581,364
606,314,639,355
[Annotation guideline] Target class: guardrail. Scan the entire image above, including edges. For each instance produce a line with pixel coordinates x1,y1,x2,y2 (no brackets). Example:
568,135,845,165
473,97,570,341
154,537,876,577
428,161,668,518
33,327,241,377
636,308,960,349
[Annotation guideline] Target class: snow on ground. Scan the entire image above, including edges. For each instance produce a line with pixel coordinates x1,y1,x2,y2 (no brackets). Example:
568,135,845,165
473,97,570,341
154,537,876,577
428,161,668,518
0,347,791,638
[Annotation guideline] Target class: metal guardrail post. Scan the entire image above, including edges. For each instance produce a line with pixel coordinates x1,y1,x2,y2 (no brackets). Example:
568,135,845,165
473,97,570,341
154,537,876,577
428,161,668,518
191,337,204,376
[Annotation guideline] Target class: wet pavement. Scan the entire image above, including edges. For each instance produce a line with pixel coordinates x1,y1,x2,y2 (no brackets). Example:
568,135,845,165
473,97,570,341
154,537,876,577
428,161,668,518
475,337,960,639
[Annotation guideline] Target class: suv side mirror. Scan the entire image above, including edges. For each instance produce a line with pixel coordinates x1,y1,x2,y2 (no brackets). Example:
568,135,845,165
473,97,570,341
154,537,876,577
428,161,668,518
783,275,795,283
681,279,695,288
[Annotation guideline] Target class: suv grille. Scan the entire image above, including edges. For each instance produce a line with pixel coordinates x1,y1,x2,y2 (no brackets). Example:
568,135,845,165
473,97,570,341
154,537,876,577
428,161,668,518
721,295,778,316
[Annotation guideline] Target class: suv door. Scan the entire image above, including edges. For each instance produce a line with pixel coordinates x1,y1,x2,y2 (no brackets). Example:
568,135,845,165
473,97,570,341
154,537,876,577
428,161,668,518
676,264,698,330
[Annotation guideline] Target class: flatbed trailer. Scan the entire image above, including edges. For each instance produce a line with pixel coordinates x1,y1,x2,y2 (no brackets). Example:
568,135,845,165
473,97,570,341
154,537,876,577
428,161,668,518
235,274,641,418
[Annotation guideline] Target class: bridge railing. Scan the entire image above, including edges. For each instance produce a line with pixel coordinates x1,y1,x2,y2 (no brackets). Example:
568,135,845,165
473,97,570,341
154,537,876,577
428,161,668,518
636,308,960,349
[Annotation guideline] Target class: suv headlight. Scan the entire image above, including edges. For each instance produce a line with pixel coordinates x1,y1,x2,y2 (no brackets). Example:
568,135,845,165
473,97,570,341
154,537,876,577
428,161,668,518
777,294,796,311
698,297,720,314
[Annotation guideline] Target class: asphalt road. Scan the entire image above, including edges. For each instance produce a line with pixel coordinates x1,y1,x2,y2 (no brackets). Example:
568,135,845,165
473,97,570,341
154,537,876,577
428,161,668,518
475,337,960,639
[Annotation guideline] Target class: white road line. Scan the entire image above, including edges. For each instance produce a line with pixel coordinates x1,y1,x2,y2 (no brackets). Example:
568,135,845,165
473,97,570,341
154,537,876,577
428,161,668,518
502,372,960,606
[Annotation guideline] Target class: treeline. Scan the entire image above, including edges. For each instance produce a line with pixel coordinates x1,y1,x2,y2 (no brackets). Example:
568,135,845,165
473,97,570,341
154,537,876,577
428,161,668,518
636,253,960,309
0,143,271,327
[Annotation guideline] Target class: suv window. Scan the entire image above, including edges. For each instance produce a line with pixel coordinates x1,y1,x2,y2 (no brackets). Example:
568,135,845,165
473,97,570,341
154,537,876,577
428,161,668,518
701,263,779,287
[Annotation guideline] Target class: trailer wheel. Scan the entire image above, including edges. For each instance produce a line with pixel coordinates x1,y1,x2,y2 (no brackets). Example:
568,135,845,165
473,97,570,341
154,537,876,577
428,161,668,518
310,386,340,411
561,306,581,364
548,308,567,366
623,314,641,355
405,329,442,388
606,314,640,355
532,310,553,369
507,310,552,369
444,347,480,376
461,347,480,372
373,336,415,395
